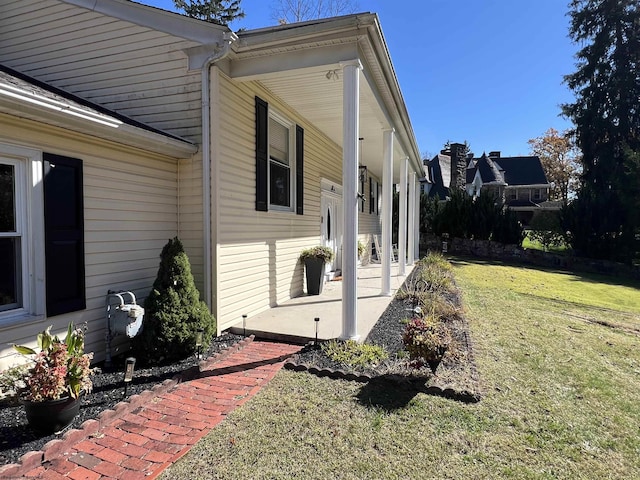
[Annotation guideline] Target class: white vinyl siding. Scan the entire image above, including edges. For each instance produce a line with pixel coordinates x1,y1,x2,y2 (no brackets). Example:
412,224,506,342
0,0,207,292
0,113,180,370
214,73,341,331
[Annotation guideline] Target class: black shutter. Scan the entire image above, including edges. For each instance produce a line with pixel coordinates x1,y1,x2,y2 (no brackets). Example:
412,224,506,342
296,125,304,215
377,182,380,214
43,153,85,317
369,178,374,214
255,96,268,211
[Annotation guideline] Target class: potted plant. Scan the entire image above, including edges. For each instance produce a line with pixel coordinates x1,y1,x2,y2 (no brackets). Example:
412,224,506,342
8,322,94,432
357,239,367,265
300,246,334,295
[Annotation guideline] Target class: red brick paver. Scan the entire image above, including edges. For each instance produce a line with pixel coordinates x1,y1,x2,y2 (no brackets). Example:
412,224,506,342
18,339,299,480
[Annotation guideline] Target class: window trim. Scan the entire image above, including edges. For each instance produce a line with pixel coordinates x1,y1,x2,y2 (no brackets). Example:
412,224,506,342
0,143,45,326
268,109,296,212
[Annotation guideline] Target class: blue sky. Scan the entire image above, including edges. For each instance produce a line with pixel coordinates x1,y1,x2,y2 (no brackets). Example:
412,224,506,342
143,0,577,158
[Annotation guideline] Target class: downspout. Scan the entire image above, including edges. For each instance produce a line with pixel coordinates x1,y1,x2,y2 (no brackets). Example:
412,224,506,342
202,31,237,310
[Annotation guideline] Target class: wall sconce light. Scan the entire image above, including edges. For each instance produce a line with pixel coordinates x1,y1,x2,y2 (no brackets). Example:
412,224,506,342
359,165,368,183
314,317,320,349
195,328,204,359
123,357,136,398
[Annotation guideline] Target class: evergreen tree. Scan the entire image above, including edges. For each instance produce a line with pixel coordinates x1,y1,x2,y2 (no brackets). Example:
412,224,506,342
562,0,640,263
133,237,216,365
173,0,245,25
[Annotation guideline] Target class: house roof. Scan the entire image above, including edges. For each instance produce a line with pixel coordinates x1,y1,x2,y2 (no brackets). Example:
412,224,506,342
0,63,197,157
492,156,549,185
425,154,450,200
475,153,506,185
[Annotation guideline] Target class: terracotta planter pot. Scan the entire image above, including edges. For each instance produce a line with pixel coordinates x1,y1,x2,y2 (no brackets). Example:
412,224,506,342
22,395,81,433
304,257,326,295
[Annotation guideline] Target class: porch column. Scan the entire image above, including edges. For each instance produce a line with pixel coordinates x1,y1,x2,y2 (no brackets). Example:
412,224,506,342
381,128,394,296
340,59,362,341
398,157,408,276
408,170,416,265
414,175,421,260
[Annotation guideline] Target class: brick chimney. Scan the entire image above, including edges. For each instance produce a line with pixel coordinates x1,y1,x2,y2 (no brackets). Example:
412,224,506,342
489,151,501,158
449,142,467,191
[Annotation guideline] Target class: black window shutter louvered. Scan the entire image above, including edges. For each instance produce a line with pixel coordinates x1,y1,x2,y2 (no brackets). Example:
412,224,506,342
369,177,374,214
377,182,380,214
43,153,85,317
296,125,304,215
255,97,268,211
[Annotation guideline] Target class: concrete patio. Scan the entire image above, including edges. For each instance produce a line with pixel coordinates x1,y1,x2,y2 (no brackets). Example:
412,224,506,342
228,262,414,344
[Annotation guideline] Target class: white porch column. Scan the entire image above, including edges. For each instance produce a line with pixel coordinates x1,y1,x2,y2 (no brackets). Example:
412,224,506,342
398,157,408,276
408,171,416,265
340,59,362,341
381,128,395,296
414,175,421,260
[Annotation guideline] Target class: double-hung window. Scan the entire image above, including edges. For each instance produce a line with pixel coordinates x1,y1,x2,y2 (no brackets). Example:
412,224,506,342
0,159,25,313
0,144,85,325
268,114,293,209
255,96,304,214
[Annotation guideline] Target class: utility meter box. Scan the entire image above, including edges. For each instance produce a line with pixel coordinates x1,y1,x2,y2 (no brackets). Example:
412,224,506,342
106,291,144,338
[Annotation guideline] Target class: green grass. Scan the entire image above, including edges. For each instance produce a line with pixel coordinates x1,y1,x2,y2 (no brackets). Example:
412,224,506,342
522,234,568,253
160,260,640,480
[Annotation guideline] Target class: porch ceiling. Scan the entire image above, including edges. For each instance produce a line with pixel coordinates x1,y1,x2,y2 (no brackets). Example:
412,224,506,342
229,13,423,184
258,66,403,182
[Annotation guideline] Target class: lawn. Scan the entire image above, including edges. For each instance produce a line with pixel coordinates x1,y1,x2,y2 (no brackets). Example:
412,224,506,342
160,259,640,480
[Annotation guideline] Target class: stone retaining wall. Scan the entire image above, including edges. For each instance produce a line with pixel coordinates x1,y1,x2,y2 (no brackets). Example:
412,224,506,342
421,235,640,280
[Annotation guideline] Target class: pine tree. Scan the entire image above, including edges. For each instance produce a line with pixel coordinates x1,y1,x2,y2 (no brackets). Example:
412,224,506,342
562,0,640,263
173,0,245,25
133,237,216,365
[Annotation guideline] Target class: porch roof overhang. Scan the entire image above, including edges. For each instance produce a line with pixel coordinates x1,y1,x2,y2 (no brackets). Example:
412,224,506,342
224,13,423,183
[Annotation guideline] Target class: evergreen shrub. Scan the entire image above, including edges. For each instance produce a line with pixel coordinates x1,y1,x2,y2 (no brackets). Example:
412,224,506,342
133,237,216,365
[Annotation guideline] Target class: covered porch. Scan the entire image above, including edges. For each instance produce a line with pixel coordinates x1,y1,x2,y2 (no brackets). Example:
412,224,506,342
228,262,414,344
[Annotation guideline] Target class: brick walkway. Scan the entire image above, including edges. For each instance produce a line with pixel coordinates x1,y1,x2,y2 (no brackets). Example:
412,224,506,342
12,339,300,480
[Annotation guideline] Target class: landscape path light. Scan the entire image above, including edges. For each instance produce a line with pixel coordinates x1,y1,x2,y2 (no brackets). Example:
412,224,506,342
123,357,136,398
195,328,204,359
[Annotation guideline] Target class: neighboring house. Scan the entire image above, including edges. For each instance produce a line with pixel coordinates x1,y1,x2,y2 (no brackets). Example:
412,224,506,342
0,0,423,368
423,143,556,224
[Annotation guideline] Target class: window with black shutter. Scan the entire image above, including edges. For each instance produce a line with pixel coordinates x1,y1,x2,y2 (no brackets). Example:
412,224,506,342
255,96,303,214
43,153,85,316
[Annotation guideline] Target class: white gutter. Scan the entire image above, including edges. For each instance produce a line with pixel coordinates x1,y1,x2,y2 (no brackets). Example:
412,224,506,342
201,31,238,309
0,83,122,128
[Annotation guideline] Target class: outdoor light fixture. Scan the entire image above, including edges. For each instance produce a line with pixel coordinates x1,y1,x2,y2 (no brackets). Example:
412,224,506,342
358,165,368,183
242,314,248,337
195,328,204,359
442,233,449,254
123,357,136,398
314,317,320,349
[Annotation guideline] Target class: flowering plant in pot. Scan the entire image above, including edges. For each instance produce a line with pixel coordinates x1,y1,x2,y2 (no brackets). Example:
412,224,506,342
300,246,334,295
8,322,94,432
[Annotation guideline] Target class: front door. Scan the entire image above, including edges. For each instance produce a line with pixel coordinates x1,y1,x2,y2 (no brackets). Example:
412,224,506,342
320,182,342,278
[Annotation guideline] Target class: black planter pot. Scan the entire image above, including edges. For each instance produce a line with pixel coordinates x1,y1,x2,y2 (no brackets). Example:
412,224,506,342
22,395,81,433
304,257,326,295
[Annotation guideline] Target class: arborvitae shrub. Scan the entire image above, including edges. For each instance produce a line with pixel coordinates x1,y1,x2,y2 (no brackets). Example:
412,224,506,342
133,237,216,364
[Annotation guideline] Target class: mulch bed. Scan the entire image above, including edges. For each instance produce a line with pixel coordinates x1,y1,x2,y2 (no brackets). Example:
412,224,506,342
286,268,483,403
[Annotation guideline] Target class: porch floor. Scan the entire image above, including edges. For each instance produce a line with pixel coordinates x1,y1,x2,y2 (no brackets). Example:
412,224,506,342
228,262,414,344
